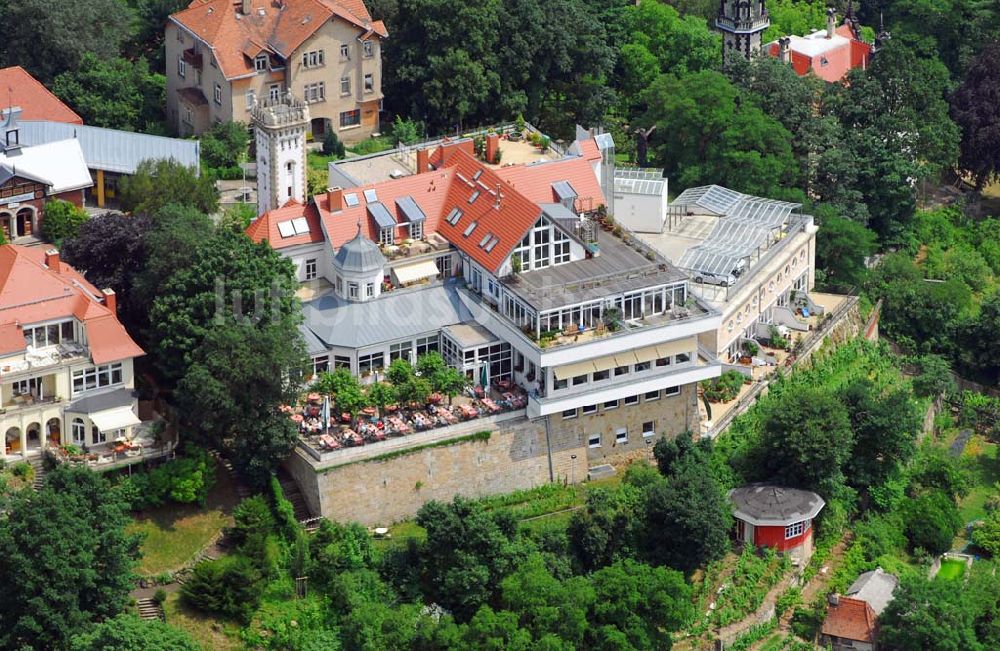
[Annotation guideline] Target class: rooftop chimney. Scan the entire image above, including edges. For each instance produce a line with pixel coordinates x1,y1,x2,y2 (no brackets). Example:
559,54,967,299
242,0,252,15
485,133,500,165
327,187,343,212
779,37,791,64
44,248,60,274
102,288,117,315
416,147,429,174
828,593,840,607
826,8,836,39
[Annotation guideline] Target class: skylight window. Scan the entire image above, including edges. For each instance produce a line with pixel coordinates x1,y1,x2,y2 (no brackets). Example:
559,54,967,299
463,221,478,237
484,236,499,252
472,169,483,181
468,190,480,204
363,188,378,203
446,208,463,225
277,221,296,238
291,217,310,234
344,193,360,207
479,232,492,247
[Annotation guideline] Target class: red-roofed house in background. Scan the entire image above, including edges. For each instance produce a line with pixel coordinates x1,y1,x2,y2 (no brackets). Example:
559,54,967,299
0,245,169,470
0,66,83,125
166,0,386,140
765,8,877,83
821,594,879,651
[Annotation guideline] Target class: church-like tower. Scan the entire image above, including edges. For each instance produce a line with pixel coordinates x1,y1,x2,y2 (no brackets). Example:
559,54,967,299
716,0,770,60
250,91,310,216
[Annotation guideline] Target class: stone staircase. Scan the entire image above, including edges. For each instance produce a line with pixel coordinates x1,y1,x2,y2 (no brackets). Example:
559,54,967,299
29,456,47,490
136,598,164,622
277,470,312,522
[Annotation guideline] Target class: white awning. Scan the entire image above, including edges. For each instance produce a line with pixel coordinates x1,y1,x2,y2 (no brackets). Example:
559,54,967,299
655,337,696,359
89,406,141,432
554,360,596,381
392,259,440,285
591,354,620,373
633,345,662,364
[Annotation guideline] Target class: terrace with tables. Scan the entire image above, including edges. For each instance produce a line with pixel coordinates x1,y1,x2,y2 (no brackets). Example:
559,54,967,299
294,384,529,462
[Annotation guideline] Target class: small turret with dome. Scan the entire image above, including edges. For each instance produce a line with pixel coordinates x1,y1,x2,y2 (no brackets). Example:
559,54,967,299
331,224,385,302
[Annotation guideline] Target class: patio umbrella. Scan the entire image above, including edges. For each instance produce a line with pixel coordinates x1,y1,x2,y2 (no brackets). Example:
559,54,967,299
480,365,489,391
322,395,330,432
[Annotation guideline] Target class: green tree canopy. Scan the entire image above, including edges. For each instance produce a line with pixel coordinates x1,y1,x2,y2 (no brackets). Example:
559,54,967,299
642,70,800,199
815,209,877,287
0,466,140,649
759,385,854,496
70,614,199,651
840,379,922,490
952,40,1000,191
52,54,165,132
119,159,219,215
0,0,136,83
41,198,90,244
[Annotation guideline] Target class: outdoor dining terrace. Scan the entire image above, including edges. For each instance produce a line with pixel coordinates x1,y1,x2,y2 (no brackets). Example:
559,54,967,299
293,381,529,461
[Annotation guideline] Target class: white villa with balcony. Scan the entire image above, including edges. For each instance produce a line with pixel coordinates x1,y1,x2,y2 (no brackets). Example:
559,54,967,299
0,245,165,469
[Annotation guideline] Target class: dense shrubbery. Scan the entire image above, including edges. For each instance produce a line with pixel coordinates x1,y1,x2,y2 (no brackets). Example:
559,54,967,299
126,447,215,510
41,199,89,243
702,370,746,403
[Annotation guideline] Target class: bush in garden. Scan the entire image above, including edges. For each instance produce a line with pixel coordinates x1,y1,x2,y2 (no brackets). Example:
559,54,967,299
180,556,263,622
322,130,346,157
230,495,276,548
702,370,746,402
972,509,1000,557
902,489,962,555
127,447,215,509
41,199,89,243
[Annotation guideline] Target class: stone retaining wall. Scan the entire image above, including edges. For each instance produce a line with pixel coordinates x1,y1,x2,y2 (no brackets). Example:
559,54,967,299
285,416,588,526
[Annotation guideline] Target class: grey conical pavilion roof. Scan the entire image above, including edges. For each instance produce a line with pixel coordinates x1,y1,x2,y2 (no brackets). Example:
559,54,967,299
332,226,385,274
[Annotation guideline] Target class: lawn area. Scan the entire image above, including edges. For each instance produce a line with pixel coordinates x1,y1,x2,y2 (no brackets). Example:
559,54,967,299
164,592,241,651
347,135,395,156
935,558,967,582
307,151,340,171
128,464,238,577
959,436,1000,523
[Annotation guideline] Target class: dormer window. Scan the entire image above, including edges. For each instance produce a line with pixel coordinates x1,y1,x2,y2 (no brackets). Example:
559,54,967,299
255,54,269,72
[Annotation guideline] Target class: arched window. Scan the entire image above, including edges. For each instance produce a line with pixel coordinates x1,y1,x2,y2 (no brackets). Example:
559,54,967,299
72,418,86,444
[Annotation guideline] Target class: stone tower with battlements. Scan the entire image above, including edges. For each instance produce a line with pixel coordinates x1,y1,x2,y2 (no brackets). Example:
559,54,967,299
717,0,771,61
251,92,310,216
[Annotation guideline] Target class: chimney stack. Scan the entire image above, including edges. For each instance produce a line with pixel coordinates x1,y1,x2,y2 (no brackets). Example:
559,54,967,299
826,8,836,39
779,37,791,64
44,248,60,274
327,187,343,212
828,593,840,607
102,288,117,314
416,147,429,174
485,133,500,165
242,0,252,15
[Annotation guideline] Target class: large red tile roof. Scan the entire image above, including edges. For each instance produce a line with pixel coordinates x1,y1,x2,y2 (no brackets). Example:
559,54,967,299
172,0,386,80
766,24,872,83
821,597,877,643
435,150,542,274
0,245,143,364
246,199,325,249
0,66,83,124
254,136,608,275
496,156,605,213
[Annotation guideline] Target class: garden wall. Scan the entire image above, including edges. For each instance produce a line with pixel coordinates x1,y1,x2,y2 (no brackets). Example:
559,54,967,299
284,415,588,526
